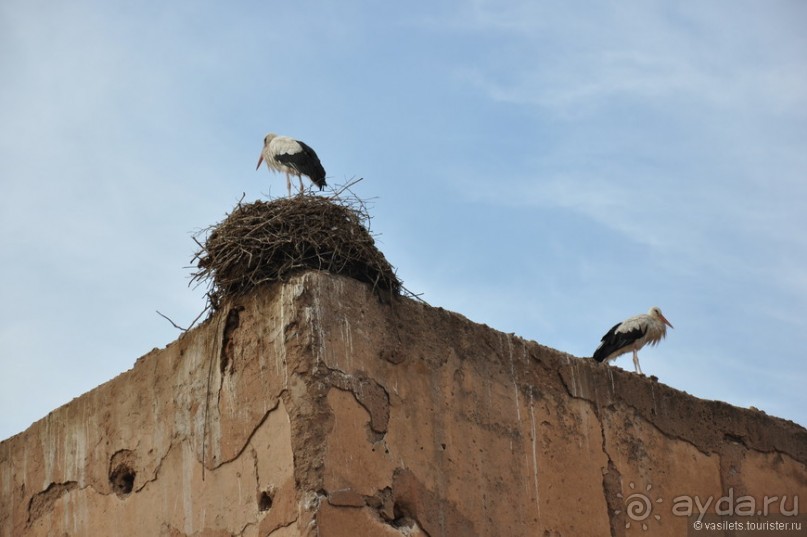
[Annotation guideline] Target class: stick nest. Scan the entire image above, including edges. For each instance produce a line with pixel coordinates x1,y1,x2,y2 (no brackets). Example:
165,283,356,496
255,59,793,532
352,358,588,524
191,194,400,309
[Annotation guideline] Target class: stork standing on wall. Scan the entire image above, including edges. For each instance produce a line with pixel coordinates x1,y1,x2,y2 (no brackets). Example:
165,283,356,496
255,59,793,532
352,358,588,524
256,133,327,196
592,307,673,375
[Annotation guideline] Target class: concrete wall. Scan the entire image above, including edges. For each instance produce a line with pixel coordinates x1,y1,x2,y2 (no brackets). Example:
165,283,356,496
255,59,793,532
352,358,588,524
1,272,805,536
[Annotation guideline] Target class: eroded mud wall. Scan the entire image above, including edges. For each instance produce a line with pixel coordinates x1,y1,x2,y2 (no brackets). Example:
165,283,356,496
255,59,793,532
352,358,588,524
2,272,805,537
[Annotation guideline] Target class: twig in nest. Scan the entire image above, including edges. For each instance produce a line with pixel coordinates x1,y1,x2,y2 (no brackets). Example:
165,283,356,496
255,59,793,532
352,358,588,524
328,176,365,200
156,305,211,332
156,310,187,331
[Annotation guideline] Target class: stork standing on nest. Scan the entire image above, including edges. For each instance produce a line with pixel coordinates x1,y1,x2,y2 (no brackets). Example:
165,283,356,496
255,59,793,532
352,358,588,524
592,306,673,375
256,133,327,196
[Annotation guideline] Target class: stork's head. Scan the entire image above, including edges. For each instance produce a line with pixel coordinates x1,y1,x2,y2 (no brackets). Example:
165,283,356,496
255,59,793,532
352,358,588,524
256,133,278,170
649,306,674,328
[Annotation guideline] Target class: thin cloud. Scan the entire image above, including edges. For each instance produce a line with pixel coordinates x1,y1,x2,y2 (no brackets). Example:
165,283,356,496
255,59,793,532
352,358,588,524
453,0,807,117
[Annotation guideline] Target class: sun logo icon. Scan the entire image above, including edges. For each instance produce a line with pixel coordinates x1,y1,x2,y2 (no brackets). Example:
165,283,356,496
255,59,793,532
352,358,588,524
615,481,663,530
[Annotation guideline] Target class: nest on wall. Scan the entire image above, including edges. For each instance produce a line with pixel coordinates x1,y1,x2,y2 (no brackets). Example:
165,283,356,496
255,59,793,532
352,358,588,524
191,192,401,309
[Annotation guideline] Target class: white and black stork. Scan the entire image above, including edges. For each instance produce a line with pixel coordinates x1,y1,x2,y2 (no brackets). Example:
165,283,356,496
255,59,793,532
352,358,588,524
592,306,673,374
256,133,326,196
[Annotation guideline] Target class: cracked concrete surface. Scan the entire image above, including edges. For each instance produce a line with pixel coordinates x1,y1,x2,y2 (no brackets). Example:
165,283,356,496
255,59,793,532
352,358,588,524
2,272,806,536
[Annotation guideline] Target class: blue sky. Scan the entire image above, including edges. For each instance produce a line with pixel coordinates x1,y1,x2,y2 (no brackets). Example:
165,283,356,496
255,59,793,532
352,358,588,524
1,0,806,440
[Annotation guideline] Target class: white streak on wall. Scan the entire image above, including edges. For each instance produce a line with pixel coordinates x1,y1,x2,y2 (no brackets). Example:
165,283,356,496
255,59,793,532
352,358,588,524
529,392,541,517
506,336,522,421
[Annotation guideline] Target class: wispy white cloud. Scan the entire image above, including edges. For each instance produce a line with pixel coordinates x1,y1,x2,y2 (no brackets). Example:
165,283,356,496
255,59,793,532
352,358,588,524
444,1,807,320
451,0,807,117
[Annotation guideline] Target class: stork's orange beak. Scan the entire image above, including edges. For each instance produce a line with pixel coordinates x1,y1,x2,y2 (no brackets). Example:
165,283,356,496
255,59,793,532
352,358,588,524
256,154,264,171
660,314,674,329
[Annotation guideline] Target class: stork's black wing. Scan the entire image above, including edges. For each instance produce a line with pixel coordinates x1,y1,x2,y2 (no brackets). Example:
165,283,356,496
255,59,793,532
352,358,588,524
275,141,327,189
592,323,647,362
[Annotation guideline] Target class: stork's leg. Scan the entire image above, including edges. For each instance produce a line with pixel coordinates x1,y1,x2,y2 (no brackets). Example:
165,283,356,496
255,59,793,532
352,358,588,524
632,350,643,375
298,176,305,195
285,173,292,197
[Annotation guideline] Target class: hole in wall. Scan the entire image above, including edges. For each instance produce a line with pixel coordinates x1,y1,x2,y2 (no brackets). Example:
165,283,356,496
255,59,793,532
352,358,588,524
392,502,416,529
108,449,137,498
109,464,136,497
258,489,274,511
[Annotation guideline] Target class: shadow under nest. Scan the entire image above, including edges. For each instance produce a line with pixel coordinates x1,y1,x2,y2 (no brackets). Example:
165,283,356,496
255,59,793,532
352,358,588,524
191,194,401,310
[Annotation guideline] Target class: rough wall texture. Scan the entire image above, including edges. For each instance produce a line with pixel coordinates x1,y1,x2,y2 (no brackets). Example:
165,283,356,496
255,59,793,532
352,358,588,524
1,271,805,536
